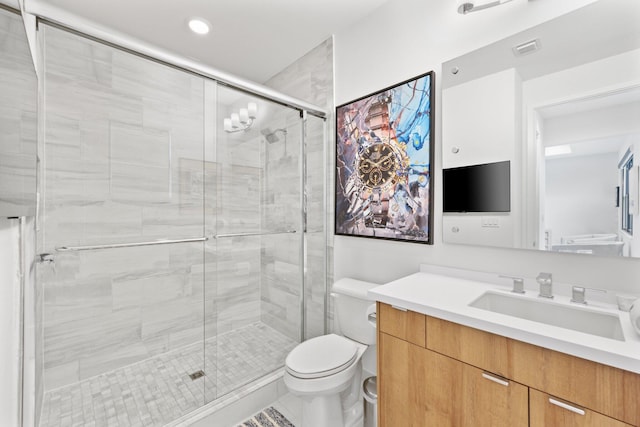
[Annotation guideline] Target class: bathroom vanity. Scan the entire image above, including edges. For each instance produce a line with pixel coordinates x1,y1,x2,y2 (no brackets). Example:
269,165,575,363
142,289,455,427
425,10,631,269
370,266,640,426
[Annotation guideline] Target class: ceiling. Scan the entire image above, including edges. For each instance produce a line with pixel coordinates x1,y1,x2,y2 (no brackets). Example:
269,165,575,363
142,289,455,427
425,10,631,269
23,0,391,83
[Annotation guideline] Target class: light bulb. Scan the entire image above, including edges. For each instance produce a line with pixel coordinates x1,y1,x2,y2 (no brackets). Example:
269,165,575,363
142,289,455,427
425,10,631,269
247,102,257,119
188,18,210,35
239,108,249,124
230,113,240,129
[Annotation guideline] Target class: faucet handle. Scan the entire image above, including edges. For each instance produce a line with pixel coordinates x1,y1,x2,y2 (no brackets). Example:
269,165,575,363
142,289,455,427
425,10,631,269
536,272,552,284
571,286,607,305
499,275,525,294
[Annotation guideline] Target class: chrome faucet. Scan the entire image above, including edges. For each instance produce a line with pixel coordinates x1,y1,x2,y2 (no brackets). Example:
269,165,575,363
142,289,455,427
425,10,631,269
537,272,553,299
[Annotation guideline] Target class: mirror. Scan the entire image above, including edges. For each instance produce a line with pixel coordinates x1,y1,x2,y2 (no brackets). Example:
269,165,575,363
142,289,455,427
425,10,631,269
442,0,640,258
0,5,37,216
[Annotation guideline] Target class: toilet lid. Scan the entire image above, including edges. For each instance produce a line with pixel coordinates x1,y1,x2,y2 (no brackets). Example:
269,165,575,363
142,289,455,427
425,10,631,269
286,334,358,379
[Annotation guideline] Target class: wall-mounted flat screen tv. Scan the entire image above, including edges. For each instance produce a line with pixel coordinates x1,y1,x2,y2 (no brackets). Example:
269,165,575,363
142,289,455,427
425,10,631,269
443,160,510,213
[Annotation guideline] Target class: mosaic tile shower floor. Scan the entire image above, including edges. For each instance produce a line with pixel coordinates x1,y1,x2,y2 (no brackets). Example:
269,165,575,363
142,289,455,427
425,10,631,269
40,322,298,427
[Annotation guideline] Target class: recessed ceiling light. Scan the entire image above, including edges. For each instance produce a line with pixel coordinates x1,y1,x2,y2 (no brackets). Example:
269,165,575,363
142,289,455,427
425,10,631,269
188,18,210,35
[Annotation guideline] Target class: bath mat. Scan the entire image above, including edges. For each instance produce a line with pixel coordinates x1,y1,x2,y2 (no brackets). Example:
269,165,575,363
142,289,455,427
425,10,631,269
237,406,296,427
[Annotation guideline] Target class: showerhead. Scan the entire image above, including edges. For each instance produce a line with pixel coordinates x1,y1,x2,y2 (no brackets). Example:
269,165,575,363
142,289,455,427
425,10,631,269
261,128,279,143
261,128,287,144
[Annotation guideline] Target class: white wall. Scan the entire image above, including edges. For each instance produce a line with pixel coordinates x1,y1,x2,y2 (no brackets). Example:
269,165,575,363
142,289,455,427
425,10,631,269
333,0,640,296
335,0,597,105
0,218,22,427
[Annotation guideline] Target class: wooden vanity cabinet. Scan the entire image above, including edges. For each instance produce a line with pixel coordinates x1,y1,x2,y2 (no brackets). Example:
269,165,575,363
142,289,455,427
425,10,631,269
377,302,640,427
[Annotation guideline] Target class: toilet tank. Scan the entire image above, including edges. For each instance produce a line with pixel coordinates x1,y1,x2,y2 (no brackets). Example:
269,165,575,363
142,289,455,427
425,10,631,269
332,278,377,345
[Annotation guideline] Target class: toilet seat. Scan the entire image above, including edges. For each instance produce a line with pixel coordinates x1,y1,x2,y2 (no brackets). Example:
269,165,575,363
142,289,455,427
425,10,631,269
285,334,358,379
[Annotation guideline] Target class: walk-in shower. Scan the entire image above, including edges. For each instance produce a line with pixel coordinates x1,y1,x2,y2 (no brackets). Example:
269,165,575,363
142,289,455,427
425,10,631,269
0,5,328,426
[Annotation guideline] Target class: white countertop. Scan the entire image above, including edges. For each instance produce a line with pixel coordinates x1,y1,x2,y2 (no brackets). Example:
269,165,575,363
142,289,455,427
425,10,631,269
368,265,640,374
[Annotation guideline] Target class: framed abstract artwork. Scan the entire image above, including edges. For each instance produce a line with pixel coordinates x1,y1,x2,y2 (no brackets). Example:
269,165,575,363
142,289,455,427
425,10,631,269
335,71,435,244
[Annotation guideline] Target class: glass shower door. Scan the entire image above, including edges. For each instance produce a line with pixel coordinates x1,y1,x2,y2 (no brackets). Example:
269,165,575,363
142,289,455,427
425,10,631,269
39,24,207,426
205,85,304,403
304,113,328,340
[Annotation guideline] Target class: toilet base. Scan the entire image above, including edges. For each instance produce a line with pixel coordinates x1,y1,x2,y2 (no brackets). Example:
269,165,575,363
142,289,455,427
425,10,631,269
301,394,343,427
343,396,364,427
298,374,364,427
300,393,364,427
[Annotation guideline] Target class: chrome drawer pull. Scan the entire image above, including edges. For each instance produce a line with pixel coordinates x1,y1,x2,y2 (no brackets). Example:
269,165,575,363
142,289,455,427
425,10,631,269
481,372,509,387
549,398,585,416
390,305,408,312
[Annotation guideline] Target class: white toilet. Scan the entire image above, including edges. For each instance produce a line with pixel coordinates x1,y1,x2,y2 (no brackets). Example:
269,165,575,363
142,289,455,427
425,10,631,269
284,278,377,427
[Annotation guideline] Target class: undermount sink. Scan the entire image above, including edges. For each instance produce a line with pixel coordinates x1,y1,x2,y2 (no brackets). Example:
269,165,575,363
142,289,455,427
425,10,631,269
469,291,625,341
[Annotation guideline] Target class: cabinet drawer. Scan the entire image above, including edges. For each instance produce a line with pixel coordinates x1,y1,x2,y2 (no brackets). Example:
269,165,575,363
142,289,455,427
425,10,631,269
426,315,512,377
426,316,640,426
530,389,632,427
378,302,425,346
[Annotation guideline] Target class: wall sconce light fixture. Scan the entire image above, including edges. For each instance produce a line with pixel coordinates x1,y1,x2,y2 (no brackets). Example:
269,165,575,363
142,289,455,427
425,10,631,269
457,0,514,15
223,102,258,133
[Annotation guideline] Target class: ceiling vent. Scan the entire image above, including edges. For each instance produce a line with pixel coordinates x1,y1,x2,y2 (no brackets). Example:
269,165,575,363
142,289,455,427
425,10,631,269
512,39,540,56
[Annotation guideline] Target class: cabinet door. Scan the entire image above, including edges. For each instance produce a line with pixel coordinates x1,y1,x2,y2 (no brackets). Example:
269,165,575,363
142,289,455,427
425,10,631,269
379,332,423,426
421,350,529,427
457,362,529,426
379,332,528,426
530,389,632,427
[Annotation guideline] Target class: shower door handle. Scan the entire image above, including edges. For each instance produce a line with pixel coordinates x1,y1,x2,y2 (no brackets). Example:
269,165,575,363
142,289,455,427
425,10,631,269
303,191,308,233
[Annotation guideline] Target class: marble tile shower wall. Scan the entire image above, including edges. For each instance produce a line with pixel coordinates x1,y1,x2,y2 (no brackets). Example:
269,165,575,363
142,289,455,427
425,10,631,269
0,8,37,216
40,25,210,390
260,116,302,341
42,27,205,248
212,128,262,336
264,38,333,339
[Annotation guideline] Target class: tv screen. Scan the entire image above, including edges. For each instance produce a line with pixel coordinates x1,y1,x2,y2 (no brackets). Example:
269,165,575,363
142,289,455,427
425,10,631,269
443,161,510,213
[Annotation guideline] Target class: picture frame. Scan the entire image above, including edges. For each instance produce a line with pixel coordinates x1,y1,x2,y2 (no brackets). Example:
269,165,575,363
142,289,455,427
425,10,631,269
335,71,435,244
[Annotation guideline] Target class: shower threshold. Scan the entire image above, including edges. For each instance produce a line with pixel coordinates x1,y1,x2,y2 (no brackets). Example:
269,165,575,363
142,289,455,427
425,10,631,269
39,322,298,427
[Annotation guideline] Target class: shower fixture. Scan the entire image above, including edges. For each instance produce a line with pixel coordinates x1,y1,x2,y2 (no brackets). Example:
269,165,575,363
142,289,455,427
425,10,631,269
223,102,258,133
261,128,289,155
261,128,288,143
